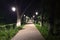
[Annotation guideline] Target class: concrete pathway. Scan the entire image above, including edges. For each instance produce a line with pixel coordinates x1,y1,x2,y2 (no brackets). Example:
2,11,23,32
11,20,45,40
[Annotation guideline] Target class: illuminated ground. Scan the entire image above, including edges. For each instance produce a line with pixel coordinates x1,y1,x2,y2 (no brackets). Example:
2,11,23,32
11,20,45,40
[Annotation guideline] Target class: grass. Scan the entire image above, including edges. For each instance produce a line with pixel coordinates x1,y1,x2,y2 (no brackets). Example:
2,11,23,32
0,23,24,40
35,22,60,40
35,22,49,39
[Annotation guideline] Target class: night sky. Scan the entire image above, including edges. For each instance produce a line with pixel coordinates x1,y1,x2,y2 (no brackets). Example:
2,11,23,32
0,0,41,23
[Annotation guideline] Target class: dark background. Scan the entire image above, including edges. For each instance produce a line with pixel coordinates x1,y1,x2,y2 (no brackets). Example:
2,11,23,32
0,0,42,24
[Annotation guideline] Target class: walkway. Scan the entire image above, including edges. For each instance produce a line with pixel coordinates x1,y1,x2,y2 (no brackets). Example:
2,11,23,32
11,20,45,40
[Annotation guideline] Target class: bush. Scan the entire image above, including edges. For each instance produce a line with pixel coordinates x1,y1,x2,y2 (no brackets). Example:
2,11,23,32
35,23,49,39
0,24,23,40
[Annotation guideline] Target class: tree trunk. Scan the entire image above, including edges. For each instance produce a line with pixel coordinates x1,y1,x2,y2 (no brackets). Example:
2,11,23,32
16,6,21,27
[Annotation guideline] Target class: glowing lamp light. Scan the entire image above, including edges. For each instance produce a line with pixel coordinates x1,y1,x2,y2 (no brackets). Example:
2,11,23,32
24,15,25,17
12,7,16,12
36,12,38,15
33,15,35,18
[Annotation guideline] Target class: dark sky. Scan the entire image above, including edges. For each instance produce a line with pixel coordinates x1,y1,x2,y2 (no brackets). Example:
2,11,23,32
0,0,42,18
0,0,41,14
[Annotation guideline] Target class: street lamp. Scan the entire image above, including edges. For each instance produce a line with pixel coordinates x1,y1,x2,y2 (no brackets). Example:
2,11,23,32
11,7,16,12
33,15,35,18
24,15,25,17
36,12,38,15
35,12,38,24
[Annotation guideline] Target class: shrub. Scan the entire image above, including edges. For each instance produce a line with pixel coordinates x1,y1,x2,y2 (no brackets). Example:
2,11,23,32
0,24,23,40
35,23,49,39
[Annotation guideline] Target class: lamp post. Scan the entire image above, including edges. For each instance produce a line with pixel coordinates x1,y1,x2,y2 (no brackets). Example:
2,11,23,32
33,15,35,18
35,12,38,23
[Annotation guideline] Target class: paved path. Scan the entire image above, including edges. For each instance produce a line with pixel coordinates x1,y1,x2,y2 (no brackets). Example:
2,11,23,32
11,20,45,40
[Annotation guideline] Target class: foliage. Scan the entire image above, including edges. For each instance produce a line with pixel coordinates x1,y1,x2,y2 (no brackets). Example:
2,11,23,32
35,22,49,39
37,16,41,19
0,24,23,40
35,22,60,40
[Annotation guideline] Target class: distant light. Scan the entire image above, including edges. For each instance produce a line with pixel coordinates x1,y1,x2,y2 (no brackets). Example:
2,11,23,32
36,12,38,15
24,15,25,17
33,15,35,18
12,7,16,12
